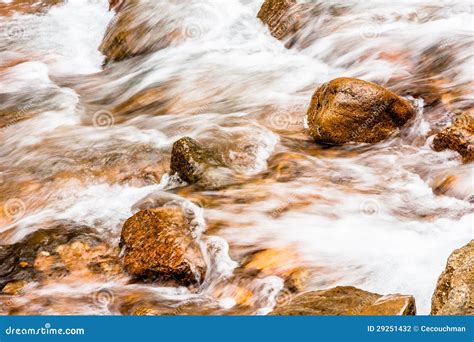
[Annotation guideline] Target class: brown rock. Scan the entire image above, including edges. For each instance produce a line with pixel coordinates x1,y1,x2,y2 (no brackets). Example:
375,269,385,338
243,247,310,292
120,208,206,286
108,0,126,12
99,1,188,65
270,286,416,315
257,0,298,40
170,137,225,185
0,222,104,290
431,240,473,315
430,164,473,202
307,78,416,144
432,113,474,162
257,0,348,48
2,280,27,295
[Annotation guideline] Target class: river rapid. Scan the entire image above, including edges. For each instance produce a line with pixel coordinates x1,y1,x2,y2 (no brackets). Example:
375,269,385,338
0,0,472,315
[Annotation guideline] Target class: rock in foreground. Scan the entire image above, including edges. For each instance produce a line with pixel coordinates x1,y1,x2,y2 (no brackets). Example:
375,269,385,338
432,113,474,163
307,78,416,144
0,222,116,292
431,240,473,315
270,286,416,315
120,208,206,286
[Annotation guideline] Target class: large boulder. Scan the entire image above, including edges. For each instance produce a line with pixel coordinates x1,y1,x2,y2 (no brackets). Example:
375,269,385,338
170,137,225,185
120,208,206,286
431,240,473,315
432,113,474,163
270,286,416,315
307,78,416,144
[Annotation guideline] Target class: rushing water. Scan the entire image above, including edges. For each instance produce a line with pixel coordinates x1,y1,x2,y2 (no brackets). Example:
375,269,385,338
0,0,472,315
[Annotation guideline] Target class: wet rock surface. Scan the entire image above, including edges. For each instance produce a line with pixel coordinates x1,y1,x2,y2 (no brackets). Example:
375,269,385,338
257,0,349,48
100,0,210,65
432,113,474,162
430,164,473,202
270,286,416,315
431,240,473,315
0,0,472,316
257,0,297,40
0,221,117,292
120,208,206,286
170,137,227,185
307,78,416,144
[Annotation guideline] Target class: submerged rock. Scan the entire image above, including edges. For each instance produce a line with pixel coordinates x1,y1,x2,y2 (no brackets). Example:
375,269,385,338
257,0,347,48
120,208,206,286
430,164,473,202
242,247,310,293
432,113,474,163
100,0,170,64
170,137,226,185
431,240,473,315
100,1,216,65
270,286,416,315
0,222,108,292
307,78,416,144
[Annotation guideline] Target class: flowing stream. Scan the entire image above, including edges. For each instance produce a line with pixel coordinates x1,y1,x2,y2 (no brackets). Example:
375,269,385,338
0,0,472,315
